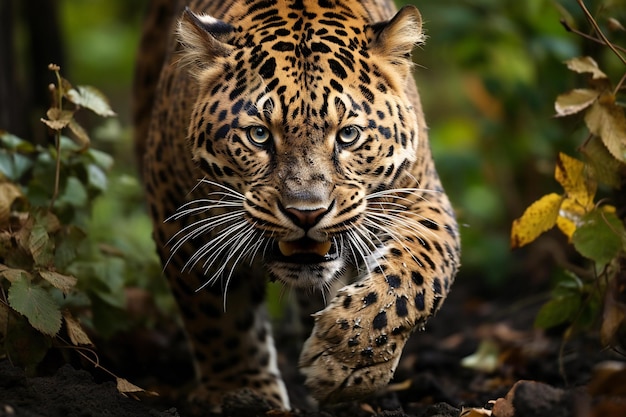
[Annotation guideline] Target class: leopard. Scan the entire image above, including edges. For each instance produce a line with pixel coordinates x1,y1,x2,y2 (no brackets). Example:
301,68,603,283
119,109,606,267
133,0,460,411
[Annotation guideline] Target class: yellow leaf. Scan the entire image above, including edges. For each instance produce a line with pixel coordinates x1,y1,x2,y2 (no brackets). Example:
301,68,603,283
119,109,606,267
585,99,626,163
554,153,595,209
559,195,588,221
565,56,607,79
556,215,577,240
555,88,599,117
511,193,563,248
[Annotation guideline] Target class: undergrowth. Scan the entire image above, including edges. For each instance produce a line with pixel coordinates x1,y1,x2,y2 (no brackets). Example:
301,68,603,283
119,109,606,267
511,1,626,351
0,65,163,391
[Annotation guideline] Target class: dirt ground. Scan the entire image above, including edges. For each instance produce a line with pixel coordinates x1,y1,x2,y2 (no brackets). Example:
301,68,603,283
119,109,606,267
1,280,625,417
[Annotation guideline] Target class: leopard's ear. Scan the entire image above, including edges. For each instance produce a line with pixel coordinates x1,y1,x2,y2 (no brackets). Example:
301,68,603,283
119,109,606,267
368,5,424,79
177,7,234,75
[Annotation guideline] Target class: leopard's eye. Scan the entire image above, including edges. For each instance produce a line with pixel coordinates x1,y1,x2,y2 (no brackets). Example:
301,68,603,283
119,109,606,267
337,125,361,146
247,126,271,146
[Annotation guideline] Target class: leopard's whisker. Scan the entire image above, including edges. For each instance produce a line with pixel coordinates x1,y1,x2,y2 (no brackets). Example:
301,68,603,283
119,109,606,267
367,210,440,241
196,179,246,199
167,209,246,261
184,217,250,273
362,216,424,268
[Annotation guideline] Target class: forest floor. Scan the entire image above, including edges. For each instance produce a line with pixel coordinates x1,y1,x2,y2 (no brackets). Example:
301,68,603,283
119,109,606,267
1,279,625,417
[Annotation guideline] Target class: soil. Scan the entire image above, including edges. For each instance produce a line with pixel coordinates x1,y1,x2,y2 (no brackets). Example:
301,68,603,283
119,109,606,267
1,280,625,417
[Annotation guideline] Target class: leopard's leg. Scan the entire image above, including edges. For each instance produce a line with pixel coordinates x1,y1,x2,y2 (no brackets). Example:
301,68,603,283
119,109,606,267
298,187,460,404
164,259,290,412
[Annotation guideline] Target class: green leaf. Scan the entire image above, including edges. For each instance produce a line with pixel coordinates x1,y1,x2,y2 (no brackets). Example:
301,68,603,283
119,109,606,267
7,274,62,336
2,305,51,371
86,148,114,171
535,294,581,329
56,176,88,208
54,226,86,269
572,209,624,266
552,272,583,296
66,85,116,117
29,224,54,267
0,132,33,150
0,151,34,181
581,135,622,189
87,164,107,192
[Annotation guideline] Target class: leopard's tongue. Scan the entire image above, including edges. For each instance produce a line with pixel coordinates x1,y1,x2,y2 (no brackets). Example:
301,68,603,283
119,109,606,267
278,239,332,257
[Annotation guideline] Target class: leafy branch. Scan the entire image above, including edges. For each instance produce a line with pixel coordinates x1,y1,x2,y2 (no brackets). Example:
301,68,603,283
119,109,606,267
0,65,121,370
511,2,626,349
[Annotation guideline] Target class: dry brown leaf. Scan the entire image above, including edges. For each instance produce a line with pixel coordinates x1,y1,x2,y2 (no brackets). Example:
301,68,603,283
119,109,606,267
588,361,626,396
68,119,91,150
386,378,412,393
266,410,298,417
600,274,626,348
62,310,93,346
565,56,607,79
460,406,493,416
116,377,158,398
607,17,625,32
0,265,30,283
41,108,74,131
555,88,599,117
39,270,77,294
0,182,23,225
584,99,626,163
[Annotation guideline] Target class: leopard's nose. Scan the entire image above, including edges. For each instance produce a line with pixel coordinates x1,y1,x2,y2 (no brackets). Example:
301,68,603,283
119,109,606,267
284,207,329,229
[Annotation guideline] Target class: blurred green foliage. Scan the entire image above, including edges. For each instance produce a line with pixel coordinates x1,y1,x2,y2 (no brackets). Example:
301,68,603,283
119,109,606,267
401,0,625,287
53,0,624,293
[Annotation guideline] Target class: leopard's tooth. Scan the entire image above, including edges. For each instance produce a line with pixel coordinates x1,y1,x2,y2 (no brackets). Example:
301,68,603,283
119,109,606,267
313,241,332,257
278,240,332,257
278,241,295,256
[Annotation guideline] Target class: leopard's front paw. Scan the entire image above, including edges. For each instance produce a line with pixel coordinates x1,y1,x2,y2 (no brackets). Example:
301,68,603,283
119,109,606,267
298,287,410,404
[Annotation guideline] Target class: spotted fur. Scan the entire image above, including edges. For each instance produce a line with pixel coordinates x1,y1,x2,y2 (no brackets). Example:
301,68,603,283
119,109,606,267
134,0,460,410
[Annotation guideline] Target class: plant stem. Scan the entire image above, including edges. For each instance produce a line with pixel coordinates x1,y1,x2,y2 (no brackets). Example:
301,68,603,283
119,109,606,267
577,0,626,66
50,133,61,209
560,19,626,54
49,67,64,209
614,72,626,96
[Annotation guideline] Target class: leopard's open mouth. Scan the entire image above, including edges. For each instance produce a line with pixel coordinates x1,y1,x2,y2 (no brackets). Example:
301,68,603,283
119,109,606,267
273,237,339,264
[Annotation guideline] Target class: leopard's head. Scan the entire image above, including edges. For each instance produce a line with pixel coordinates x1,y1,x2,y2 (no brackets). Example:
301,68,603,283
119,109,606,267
176,0,425,289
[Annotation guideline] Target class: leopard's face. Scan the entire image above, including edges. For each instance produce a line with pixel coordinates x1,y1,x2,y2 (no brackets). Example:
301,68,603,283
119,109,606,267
178,4,424,289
